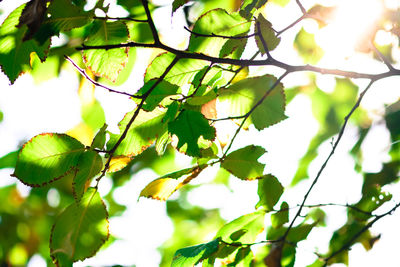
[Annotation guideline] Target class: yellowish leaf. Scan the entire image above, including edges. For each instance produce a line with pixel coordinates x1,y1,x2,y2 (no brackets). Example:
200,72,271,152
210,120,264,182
108,156,132,173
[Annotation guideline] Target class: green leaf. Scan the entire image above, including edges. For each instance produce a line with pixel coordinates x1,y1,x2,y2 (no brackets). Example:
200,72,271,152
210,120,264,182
218,75,287,130
255,14,280,54
0,150,18,169
83,21,129,82
50,188,109,265
136,79,179,111
72,151,103,202
239,0,268,19
172,0,190,13
269,0,290,6
228,247,253,266
172,239,220,267
271,202,289,228
294,27,324,64
256,174,284,210
12,133,85,186
145,52,208,86
34,0,91,44
0,4,50,84
107,108,167,157
168,110,216,157
221,145,266,180
82,100,106,131
188,9,251,57
91,124,108,150
216,210,265,244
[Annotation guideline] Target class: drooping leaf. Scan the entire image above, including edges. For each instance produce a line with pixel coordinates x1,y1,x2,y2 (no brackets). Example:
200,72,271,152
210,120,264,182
218,75,287,130
216,210,265,244
188,9,251,57
271,202,289,228
171,239,220,267
255,14,280,54
0,4,50,84
140,166,204,200
107,107,167,157
168,110,216,157
145,52,208,86
221,145,266,180
82,21,129,82
12,133,85,186
72,151,103,202
33,0,91,44
256,174,284,210
50,188,109,265
135,79,179,111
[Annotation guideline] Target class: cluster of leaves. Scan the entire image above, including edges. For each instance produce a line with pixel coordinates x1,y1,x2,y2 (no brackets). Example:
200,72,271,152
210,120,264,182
0,0,400,266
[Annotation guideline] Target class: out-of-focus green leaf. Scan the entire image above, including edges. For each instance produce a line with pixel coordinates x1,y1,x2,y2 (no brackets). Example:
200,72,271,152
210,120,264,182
256,174,284,210
168,110,216,157
221,145,266,180
82,21,129,82
72,151,103,202
294,28,323,64
82,100,106,131
12,133,85,186
50,188,109,265
228,247,253,266
255,14,280,54
91,124,108,150
271,202,289,228
30,54,59,83
0,150,18,169
107,108,167,157
218,75,287,130
216,210,265,244
0,4,50,84
188,9,251,57
171,239,220,266
269,0,290,7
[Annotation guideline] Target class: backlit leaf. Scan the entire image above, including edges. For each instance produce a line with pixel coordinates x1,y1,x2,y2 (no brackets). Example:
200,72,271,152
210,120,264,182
294,27,324,64
271,202,289,228
12,133,85,186
172,0,190,13
136,79,179,111
168,110,216,157
255,14,280,54
107,107,167,157
50,188,109,265
171,239,220,267
221,145,266,180
218,75,287,130
256,174,284,210
216,210,265,244
0,4,50,84
108,155,131,173
83,21,129,82
228,247,253,267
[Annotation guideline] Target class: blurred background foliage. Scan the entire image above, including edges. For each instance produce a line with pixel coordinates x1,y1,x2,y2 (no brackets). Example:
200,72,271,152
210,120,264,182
0,0,399,266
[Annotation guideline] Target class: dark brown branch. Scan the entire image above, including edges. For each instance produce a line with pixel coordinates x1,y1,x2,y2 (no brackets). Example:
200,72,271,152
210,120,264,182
184,26,257,39
64,55,141,99
140,0,160,44
371,43,395,71
281,80,375,242
255,19,272,58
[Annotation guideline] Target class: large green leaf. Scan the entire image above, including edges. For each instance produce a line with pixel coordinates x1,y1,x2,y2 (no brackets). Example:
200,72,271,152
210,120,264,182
168,110,216,157
50,188,109,265
34,0,91,44
107,107,168,157
171,239,220,267
218,75,287,130
73,151,103,202
145,52,208,86
0,4,50,84
82,21,129,82
221,145,266,180
256,174,284,210
188,9,251,57
12,133,85,186
216,210,265,244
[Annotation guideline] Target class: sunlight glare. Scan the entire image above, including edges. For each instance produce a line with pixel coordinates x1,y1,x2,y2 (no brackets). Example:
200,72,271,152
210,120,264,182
316,0,383,59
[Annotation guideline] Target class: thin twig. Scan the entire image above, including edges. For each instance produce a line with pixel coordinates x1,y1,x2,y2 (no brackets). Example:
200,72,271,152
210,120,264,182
371,42,395,71
184,26,257,39
140,0,160,44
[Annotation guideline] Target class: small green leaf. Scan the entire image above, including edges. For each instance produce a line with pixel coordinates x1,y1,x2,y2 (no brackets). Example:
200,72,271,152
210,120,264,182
271,202,289,228
216,210,265,244
107,108,167,157
294,27,324,64
136,79,179,111
239,0,268,19
172,239,220,267
0,150,18,169
256,174,284,210
168,110,216,157
218,75,287,130
12,133,85,186
82,100,106,131
83,21,129,82
221,145,266,180
91,124,108,150
72,151,103,202
50,188,109,265
172,0,190,13
228,247,253,267
255,14,281,54
0,4,50,84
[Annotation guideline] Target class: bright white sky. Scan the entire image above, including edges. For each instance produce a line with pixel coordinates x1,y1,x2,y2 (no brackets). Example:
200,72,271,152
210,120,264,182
1,0,400,266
